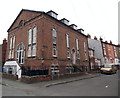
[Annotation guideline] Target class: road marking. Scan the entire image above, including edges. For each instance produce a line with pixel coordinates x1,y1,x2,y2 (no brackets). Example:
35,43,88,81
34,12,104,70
105,85,109,88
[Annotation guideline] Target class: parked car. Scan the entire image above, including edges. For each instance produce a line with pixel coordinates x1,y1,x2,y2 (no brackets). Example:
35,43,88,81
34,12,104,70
100,63,117,74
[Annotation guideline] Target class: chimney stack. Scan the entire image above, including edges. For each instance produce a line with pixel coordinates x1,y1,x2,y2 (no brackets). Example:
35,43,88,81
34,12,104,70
110,40,112,44
105,40,108,43
99,37,103,41
94,36,97,40
87,34,91,38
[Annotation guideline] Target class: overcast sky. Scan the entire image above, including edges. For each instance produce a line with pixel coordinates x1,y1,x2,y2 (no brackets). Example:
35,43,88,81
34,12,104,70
0,0,119,44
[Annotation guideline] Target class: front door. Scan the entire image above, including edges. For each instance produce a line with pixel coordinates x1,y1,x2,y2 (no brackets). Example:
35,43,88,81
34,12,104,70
16,44,24,64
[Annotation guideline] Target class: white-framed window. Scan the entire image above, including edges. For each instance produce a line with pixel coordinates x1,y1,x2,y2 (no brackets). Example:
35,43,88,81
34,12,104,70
28,29,32,45
16,44,24,64
76,38,79,50
53,44,57,57
114,46,117,57
67,48,70,58
52,28,57,57
27,26,37,57
51,65,59,75
28,45,31,57
66,66,74,74
32,44,36,56
103,48,106,55
32,26,37,44
84,42,87,60
77,50,80,59
66,34,69,48
76,38,80,59
66,34,70,58
9,36,15,59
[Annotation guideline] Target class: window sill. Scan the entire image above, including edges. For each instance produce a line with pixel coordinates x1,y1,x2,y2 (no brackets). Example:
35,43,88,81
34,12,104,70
53,55,57,58
67,57,70,59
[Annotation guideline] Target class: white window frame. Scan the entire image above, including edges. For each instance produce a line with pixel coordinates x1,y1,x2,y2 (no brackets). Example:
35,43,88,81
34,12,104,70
52,28,57,57
16,44,24,64
32,26,37,44
28,45,31,57
84,42,87,60
28,29,32,45
9,36,15,59
76,38,79,50
51,65,59,75
27,26,37,57
66,34,69,48
32,44,36,56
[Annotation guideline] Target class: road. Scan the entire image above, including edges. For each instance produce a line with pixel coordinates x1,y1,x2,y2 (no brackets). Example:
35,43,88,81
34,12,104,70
2,71,119,96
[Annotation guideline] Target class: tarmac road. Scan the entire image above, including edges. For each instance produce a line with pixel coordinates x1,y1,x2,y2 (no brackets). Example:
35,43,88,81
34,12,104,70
2,71,119,96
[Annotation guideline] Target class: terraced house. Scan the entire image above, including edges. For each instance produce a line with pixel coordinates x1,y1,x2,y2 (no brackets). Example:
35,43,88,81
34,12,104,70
3,9,89,79
101,40,117,64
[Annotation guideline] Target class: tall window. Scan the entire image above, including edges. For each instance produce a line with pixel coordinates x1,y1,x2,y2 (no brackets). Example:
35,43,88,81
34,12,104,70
28,29,32,57
32,26,37,56
27,26,37,57
52,28,57,57
9,36,15,59
76,38,80,59
114,46,117,57
84,42,87,60
103,44,106,56
66,34,70,58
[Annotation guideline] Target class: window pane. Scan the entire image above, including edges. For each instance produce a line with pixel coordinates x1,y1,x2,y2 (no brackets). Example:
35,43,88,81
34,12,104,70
33,27,37,43
53,44,57,56
10,37,12,49
28,29,32,45
12,36,15,49
28,46,31,57
66,34,69,48
52,29,56,37
32,44,36,56
67,48,70,58
77,50,80,59
76,38,79,50
53,37,56,44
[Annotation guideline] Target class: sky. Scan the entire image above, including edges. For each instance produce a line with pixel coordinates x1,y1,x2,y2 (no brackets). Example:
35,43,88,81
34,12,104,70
0,0,119,45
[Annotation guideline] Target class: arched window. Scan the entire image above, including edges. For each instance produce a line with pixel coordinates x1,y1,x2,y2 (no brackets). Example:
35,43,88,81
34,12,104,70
16,43,24,64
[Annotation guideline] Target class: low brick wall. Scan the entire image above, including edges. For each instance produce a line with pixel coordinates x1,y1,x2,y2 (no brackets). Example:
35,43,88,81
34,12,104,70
2,72,99,83
2,73,18,80
21,75,52,83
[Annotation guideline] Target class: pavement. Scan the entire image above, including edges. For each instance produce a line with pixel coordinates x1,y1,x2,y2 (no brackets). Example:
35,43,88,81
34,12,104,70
1,72,101,87
2,71,118,96
45,72,101,87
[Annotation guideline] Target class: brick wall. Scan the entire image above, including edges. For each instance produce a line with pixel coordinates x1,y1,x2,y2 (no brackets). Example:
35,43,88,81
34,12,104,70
6,9,89,76
2,39,7,66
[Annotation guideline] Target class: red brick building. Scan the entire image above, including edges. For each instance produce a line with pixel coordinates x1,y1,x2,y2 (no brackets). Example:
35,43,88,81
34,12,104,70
101,41,115,64
2,38,7,66
5,9,89,77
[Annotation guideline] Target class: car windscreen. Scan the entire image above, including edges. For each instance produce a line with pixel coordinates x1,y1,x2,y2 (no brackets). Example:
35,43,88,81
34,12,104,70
104,65,112,68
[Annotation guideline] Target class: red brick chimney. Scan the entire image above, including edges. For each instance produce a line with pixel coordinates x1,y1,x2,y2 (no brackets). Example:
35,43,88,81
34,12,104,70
105,40,108,43
99,37,103,41
110,40,112,44
94,36,97,40
87,34,91,38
